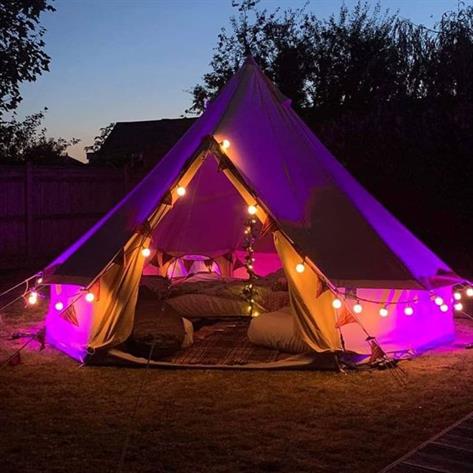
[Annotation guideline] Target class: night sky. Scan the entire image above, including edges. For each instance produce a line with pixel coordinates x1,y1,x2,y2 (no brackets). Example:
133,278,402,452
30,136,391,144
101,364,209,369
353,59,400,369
17,0,460,161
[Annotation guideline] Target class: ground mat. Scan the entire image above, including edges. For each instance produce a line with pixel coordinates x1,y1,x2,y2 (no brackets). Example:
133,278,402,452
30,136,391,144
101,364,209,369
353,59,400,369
160,318,281,365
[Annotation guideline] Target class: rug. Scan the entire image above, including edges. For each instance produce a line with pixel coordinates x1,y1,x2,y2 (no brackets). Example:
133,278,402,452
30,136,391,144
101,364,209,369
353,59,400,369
161,318,281,366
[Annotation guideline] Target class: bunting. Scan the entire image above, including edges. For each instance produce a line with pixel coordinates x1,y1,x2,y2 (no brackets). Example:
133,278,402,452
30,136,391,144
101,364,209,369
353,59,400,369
59,304,79,327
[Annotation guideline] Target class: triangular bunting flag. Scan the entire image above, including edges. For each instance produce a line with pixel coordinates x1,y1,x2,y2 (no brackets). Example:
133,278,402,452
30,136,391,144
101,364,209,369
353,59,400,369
233,258,245,271
204,259,214,270
161,252,173,266
60,304,79,327
183,259,194,273
335,307,358,328
223,252,233,263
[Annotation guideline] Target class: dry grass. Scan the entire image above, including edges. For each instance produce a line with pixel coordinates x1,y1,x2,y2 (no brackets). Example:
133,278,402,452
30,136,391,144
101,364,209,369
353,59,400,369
2,297,473,473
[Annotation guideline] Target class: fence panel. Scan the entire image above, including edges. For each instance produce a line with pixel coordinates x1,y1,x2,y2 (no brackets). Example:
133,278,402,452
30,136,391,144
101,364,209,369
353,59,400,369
0,164,126,268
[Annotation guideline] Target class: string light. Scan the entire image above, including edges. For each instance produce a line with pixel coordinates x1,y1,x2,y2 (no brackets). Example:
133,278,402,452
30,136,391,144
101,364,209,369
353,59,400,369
404,306,414,316
37,277,43,285
434,296,444,306
176,186,186,197
454,291,462,301
27,291,38,305
353,302,363,314
454,302,463,311
247,205,257,215
295,262,305,273
379,307,389,317
221,139,231,150
332,298,342,309
466,287,473,297
85,292,95,303
242,211,258,316
54,301,64,311
440,304,449,313
141,247,151,258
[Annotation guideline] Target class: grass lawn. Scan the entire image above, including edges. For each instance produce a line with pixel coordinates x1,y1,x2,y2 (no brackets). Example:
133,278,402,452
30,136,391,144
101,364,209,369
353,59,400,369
2,297,473,473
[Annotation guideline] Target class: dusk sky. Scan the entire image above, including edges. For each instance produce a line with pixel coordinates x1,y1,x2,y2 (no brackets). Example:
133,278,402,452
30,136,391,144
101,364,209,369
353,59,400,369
18,0,460,161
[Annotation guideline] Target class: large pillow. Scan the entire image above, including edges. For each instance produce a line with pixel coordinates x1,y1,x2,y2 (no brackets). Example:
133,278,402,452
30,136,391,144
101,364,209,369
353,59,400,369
247,307,310,354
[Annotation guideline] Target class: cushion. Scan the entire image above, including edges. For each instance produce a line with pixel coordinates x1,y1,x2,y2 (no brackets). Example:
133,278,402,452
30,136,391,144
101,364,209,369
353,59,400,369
247,307,310,354
128,302,193,359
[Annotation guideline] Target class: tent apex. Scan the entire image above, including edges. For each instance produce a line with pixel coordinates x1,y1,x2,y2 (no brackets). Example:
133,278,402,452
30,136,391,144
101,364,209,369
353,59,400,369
243,54,258,67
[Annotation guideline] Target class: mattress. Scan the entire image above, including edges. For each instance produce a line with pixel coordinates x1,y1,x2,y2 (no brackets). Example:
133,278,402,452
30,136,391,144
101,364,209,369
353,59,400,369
141,271,290,317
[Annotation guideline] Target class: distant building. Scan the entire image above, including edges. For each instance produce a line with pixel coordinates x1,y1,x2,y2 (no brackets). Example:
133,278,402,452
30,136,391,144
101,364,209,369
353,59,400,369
87,118,196,170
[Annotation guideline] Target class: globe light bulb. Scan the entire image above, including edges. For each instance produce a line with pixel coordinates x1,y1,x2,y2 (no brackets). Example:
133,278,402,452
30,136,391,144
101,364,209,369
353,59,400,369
295,263,305,273
440,304,449,313
353,302,363,314
176,186,186,197
55,301,64,311
379,307,389,317
466,287,473,297
221,139,231,150
141,248,151,258
85,292,95,303
37,277,43,284
332,298,342,309
453,291,462,301
247,205,257,215
454,302,463,312
434,296,443,306
28,291,38,305
404,306,414,316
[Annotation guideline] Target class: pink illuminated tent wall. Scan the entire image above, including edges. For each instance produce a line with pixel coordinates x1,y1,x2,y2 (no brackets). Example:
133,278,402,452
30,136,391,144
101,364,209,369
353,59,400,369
42,57,461,364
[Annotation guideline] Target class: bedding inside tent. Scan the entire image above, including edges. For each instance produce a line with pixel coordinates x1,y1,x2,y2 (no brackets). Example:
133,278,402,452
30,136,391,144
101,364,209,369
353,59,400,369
43,57,460,368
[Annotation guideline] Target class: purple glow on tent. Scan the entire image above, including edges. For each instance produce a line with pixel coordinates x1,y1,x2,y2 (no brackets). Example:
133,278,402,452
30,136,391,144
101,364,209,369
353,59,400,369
46,284,92,361
341,286,455,354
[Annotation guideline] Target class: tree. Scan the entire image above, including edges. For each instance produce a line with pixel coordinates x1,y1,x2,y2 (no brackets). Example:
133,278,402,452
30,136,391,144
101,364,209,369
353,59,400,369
0,0,55,115
0,109,79,162
84,123,115,154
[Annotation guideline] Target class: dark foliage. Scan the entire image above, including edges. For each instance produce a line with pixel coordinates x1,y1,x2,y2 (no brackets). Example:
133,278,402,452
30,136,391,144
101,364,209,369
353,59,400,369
0,109,79,162
0,0,54,115
190,1,473,275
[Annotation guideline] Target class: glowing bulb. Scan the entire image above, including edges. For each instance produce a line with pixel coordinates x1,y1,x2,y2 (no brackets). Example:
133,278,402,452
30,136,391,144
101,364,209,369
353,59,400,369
28,291,38,305
141,248,151,258
37,277,43,284
404,306,414,316
295,263,305,273
379,307,389,317
466,287,473,297
353,303,363,314
454,291,462,301
454,302,463,312
55,301,64,311
221,139,231,150
85,292,95,303
247,205,257,215
176,186,186,197
434,296,444,306
332,298,342,309
440,304,449,313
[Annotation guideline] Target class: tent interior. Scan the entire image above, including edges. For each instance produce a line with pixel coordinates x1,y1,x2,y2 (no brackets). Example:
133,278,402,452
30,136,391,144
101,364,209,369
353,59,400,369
117,155,326,368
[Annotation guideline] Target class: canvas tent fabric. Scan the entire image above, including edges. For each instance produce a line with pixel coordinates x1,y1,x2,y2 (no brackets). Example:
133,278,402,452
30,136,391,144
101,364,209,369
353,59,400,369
44,56,459,363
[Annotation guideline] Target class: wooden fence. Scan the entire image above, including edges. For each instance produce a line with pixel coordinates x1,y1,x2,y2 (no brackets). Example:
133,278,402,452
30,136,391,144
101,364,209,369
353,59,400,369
0,163,127,269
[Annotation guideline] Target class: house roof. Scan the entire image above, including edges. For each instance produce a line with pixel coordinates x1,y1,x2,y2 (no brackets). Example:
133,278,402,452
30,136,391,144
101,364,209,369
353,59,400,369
89,118,196,163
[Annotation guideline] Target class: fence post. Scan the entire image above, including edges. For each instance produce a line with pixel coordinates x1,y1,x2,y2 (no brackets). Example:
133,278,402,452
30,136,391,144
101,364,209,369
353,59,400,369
25,161,34,258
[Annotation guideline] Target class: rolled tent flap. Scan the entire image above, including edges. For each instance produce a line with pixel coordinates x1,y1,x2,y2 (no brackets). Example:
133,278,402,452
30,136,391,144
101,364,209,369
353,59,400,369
273,231,342,352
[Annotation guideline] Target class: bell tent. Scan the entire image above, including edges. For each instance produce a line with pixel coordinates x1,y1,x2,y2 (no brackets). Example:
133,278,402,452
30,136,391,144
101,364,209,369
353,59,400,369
42,57,460,366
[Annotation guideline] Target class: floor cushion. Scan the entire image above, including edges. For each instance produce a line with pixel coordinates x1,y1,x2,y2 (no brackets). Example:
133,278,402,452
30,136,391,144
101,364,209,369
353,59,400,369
247,307,310,354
